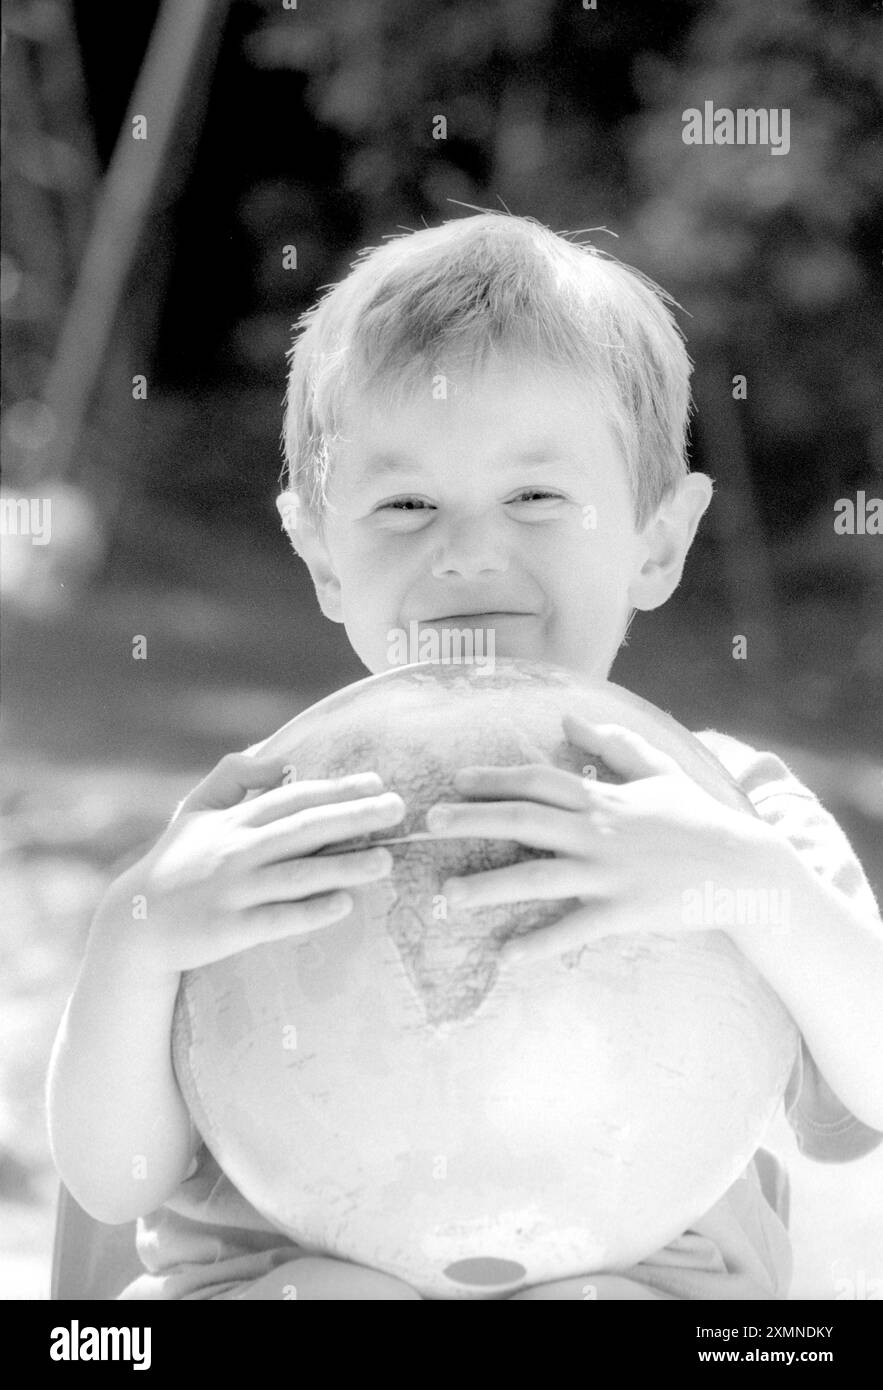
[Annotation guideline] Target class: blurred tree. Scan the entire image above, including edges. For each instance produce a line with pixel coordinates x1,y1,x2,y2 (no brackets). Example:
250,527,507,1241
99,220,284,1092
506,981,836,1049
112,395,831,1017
243,0,701,241
2,0,230,612
1,0,99,444
629,0,883,534
1,0,110,614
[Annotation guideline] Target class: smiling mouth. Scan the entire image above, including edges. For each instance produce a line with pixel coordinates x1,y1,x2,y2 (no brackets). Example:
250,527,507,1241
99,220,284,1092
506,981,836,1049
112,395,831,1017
421,612,532,622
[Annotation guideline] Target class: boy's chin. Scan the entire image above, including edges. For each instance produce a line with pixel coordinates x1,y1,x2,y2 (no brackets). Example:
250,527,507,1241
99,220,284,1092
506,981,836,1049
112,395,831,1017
362,647,611,680
351,621,619,678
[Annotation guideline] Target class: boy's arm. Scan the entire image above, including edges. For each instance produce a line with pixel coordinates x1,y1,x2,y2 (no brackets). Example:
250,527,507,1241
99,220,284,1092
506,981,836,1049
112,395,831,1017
47,753,404,1226
46,871,196,1224
725,820,883,1133
698,732,883,1141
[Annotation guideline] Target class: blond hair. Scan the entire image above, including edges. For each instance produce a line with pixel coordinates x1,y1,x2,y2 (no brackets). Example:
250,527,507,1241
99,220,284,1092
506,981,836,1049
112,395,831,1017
281,212,692,531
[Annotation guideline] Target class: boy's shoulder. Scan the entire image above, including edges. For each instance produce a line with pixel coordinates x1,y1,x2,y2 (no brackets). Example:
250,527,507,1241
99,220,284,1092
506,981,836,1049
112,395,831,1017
691,727,813,805
693,725,878,914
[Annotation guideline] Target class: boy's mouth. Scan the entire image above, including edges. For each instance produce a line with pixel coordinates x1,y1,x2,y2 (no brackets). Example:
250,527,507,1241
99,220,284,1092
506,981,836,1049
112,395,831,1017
420,611,532,622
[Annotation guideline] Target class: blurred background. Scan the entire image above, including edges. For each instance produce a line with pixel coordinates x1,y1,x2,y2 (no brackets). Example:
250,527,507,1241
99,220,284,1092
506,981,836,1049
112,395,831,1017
1,0,881,1299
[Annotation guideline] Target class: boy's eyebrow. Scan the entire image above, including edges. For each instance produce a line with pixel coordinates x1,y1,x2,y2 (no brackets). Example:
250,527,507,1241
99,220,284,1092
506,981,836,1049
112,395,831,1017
355,445,573,485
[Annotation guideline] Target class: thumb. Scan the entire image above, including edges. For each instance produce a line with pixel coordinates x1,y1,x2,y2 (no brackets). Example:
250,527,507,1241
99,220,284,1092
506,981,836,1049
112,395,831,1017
177,750,287,815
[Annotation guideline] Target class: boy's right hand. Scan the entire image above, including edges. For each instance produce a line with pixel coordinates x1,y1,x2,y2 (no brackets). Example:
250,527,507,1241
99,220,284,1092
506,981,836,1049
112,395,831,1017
99,753,404,981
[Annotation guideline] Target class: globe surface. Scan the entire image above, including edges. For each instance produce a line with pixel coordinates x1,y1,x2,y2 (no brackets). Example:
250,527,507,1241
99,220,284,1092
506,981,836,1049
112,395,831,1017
171,659,798,1299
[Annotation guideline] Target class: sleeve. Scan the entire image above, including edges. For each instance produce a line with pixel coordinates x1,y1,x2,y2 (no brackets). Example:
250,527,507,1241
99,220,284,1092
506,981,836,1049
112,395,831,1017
694,730,883,1164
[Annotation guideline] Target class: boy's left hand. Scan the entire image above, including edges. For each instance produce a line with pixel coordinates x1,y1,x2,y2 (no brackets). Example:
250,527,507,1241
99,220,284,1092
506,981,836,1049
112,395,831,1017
424,712,772,967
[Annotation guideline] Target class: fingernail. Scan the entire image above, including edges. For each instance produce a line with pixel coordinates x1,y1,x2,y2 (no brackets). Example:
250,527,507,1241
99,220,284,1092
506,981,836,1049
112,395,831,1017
426,805,451,830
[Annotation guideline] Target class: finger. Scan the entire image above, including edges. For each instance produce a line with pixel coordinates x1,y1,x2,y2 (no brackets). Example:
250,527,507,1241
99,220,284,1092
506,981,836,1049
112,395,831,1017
441,857,591,910
238,771,386,828
235,847,394,909
562,715,682,781
425,799,594,856
503,901,632,967
452,764,600,809
242,790,406,866
239,890,358,946
178,751,290,814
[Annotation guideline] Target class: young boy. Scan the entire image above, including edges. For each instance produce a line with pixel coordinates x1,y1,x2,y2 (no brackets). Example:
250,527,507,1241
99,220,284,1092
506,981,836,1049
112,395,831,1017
47,212,883,1300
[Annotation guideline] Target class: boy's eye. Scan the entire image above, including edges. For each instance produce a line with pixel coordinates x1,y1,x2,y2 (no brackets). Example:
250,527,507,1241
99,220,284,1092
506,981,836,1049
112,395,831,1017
377,491,563,511
511,490,563,503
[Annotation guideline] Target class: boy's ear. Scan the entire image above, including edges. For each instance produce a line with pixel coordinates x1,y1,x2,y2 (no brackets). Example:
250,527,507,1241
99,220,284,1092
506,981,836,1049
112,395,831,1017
628,472,713,612
276,491,344,623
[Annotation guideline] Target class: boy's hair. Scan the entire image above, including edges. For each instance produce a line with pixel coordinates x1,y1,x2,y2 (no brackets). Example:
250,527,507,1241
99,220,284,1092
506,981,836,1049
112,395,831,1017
280,212,692,532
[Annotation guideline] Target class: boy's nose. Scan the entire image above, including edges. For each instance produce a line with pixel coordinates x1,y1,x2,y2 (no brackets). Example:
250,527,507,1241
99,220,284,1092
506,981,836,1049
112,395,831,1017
430,515,509,579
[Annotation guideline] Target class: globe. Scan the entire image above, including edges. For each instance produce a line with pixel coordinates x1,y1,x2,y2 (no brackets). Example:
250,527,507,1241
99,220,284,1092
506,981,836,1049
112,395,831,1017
171,658,798,1299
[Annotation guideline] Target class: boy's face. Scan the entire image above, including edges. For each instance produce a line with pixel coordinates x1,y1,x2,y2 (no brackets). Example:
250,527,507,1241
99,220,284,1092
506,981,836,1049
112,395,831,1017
289,358,707,679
